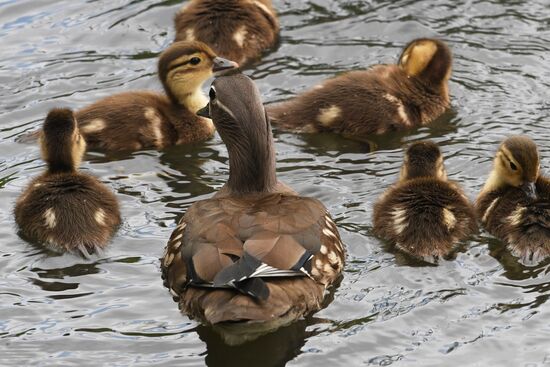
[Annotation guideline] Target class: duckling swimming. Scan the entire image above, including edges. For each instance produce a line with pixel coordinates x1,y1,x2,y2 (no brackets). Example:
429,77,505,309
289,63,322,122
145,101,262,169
373,141,477,262
476,136,550,265
14,109,121,256
161,74,344,342
174,0,279,67
19,41,238,152
267,38,452,137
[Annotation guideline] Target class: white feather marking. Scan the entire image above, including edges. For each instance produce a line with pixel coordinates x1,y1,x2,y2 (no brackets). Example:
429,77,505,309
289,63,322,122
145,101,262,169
80,118,106,133
383,93,411,126
164,252,175,267
320,245,328,255
317,105,342,126
144,107,164,148
43,208,57,229
392,207,408,235
508,206,527,226
94,208,106,226
442,207,457,230
482,198,500,223
233,26,248,48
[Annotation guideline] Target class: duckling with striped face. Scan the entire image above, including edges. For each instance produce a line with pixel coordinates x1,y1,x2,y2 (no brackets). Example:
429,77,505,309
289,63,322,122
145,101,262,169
476,136,550,265
174,0,279,67
266,38,452,137
373,141,477,262
14,109,121,256
77,41,238,152
161,74,344,344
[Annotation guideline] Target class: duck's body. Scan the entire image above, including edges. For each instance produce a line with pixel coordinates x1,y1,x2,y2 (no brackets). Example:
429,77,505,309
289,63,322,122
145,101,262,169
14,109,120,255
267,38,452,136
20,41,238,152
162,74,344,341
373,141,476,261
476,136,550,264
76,91,210,151
174,0,279,67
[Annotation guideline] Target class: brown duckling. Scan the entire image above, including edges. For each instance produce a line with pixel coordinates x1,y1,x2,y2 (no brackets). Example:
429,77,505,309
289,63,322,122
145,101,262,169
77,41,238,151
373,141,477,262
475,136,550,265
267,38,452,137
174,0,279,67
14,108,121,256
161,73,344,342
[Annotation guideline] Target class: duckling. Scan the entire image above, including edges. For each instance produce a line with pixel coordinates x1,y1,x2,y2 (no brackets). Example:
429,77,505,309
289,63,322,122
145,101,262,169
161,73,344,341
14,108,121,256
19,41,238,152
373,141,477,262
475,136,550,264
174,0,279,67
267,38,452,137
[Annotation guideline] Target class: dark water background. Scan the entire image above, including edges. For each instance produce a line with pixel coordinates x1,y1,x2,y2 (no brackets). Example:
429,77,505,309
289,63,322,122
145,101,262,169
1,0,550,366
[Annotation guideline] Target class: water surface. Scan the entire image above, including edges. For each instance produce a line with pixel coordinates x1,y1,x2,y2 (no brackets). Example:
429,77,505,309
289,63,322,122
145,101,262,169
1,0,550,366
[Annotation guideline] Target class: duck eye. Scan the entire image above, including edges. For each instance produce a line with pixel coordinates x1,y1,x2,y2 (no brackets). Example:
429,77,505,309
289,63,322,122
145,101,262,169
509,161,518,171
189,57,201,65
209,87,216,100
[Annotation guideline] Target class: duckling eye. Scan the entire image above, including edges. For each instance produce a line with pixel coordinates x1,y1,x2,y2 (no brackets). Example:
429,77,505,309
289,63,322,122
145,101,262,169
209,87,216,100
189,57,201,65
509,161,518,171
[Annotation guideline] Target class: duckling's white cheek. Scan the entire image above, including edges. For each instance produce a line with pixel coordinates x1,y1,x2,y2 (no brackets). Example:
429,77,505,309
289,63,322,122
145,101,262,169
80,118,106,134
391,207,408,235
442,207,457,230
233,26,248,48
43,208,57,229
507,205,526,226
317,105,342,127
94,208,106,226
144,108,164,148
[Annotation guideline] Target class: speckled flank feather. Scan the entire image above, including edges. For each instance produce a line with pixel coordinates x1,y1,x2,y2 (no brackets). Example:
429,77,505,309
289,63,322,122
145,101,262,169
174,0,279,67
266,38,451,136
476,177,550,264
373,142,476,262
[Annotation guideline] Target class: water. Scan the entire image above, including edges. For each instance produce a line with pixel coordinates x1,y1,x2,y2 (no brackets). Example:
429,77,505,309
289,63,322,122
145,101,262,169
1,0,550,366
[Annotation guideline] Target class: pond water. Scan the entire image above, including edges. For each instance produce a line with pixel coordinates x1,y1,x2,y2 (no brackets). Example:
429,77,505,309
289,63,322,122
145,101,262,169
1,0,550,366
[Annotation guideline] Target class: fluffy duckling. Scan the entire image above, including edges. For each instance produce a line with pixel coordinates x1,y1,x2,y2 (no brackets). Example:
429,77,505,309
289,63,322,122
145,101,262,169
174,0,279,67
267,38,452,136
373,141,477,262
14,109,121,255
161,74,344,342
476,136,550,264
77,41,238,151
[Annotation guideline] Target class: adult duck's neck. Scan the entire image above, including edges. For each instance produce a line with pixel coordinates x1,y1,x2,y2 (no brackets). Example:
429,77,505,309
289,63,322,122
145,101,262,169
226,128,278,195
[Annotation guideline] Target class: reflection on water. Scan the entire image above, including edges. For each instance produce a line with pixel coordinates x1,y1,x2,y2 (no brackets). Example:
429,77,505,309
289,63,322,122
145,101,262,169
1,0,550,366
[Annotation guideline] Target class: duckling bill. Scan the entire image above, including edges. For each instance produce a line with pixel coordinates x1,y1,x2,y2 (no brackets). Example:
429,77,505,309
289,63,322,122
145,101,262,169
14,108,121,255
162,74,344,343
373,141,477,262
174,0,279,67
267,38,452,137
476,136,550,265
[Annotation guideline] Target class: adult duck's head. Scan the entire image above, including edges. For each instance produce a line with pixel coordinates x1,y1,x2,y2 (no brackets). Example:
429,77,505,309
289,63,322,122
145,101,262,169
399,141,447,181
40,108,86,173
158,41,238,112
197,73,277,194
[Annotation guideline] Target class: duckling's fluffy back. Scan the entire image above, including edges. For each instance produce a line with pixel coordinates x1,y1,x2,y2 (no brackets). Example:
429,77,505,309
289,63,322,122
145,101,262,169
373,178,477,261
15,172,120,255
